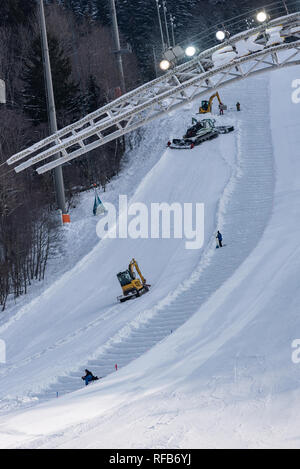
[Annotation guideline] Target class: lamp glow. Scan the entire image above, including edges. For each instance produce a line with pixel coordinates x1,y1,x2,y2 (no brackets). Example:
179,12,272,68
256,11,267,22
185,46,196,57
159,59,171,71
216,30,226,41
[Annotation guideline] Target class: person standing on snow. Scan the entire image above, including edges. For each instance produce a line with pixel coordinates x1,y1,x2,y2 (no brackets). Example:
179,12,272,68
236,101,241,111
216,230,223,248
219,102,224,115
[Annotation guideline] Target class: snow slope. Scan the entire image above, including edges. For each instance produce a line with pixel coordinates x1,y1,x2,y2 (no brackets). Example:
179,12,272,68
0,95,235,407
0,64,300,448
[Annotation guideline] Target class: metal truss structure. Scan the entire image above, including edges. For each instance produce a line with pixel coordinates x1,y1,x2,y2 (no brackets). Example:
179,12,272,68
7,11,300,175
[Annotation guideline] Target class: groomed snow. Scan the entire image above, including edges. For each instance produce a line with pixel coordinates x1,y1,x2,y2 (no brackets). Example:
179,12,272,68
0,63,299,448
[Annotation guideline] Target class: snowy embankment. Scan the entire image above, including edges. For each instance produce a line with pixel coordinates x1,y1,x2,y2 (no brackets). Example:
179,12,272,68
0,64,300,448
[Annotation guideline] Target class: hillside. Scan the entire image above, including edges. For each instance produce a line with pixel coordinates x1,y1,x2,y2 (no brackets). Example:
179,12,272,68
0,61,299,448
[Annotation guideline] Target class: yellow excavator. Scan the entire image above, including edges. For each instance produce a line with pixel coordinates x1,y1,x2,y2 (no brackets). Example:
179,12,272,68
199,91,225,114
117,258,150,303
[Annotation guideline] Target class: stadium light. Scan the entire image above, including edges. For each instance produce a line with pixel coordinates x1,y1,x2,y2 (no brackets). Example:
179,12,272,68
185,46,196,57
256,11,268,22
159,45,185,71
159,59,171,71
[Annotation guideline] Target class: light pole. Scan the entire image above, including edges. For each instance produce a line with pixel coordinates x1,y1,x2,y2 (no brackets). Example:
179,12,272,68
282,0,289,14
170,14,176,47
110,0,126,94
162,1,171,49
152,45,158,77
0,80,5,104
155,0,165,52
38,0,68,221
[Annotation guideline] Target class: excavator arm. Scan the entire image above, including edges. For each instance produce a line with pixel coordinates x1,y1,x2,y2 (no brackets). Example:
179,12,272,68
208,92,221,110
129,258,146,284
199,91,222,113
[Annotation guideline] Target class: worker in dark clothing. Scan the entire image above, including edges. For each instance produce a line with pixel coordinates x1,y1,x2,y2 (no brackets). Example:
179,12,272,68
81,369,99,386
216,230,223,248
236,102,241,111
219,103,224,115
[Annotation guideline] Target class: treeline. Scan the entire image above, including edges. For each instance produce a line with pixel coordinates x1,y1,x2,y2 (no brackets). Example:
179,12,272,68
0,0,140,311
68,0,269,80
